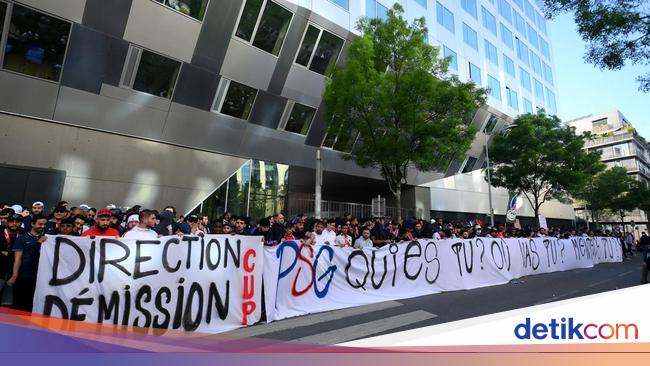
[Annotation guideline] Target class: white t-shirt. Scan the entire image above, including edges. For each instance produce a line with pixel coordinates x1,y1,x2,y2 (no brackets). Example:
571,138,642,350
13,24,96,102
335,234,352,247
354,237,374,249
314,229,336,245
123,226,158,240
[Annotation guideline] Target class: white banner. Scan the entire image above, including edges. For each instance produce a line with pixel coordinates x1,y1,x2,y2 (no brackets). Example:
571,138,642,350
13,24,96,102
263,237,622,322
33,235,264,334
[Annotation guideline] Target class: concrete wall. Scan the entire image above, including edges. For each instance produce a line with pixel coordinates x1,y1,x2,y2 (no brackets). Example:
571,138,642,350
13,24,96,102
424,169,576,220
0,112,247,213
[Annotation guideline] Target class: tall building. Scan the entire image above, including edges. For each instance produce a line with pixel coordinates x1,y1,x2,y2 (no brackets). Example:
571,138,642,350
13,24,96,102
0,0,569,224
567,111,650,232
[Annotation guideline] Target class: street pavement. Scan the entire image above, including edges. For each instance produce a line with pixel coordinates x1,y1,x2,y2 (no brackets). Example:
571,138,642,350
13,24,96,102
225,254,645,344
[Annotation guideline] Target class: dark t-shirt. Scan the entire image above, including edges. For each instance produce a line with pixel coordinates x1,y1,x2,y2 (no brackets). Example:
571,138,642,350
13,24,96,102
0,226,19,278
12,232,42,279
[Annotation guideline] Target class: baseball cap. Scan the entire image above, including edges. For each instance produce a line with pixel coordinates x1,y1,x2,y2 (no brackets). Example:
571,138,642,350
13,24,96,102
32,201,44,207
53,205,68,213
79,204,90,210
7,213,23,222
11,204,23,214
61,217,75,226
187,214,199,223
127,214,139,224
97,208,112,217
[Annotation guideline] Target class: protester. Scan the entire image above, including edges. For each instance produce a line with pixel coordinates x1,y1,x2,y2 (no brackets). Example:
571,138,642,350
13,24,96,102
58,217,76,236
46,205,67,235
125,214,139,231
335,224,353,248
10,214,48,311
353,228,374,249
123,210,158,239
0,214,22,306
81,209,120,237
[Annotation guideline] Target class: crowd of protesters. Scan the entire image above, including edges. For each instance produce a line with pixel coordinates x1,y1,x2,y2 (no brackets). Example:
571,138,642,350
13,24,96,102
1,200,648,313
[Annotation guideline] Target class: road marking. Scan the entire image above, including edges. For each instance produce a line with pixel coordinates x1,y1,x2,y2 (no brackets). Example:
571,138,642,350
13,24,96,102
292,310,437,345
225,300,403,337
534,289,582,305
587,279,613,288
618,270,635,277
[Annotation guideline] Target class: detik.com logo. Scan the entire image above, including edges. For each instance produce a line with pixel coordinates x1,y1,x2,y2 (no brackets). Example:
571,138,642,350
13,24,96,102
514,318,638,340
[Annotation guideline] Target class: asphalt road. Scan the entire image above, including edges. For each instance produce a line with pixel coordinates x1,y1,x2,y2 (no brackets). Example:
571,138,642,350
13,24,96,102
225,254,645,345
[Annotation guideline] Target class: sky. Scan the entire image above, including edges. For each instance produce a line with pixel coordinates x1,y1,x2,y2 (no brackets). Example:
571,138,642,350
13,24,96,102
549,13,648,136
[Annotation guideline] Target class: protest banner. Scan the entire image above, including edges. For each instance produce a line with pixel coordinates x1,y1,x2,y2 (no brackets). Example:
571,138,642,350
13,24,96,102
33,235,264,334
263,237,622,322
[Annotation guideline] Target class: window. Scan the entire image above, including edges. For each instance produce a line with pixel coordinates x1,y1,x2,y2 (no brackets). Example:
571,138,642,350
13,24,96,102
500,23,514,49
461,0,477,18
235,0,293,56
443,46,457,70
322,127,358,152
506,87,518,110
536,11,547,34
484,115,498,133
513,10,525,34
123,48,181,98
512,0,523,9
469,62,481,84
485,40,498,65
2,4,71,82
592,118,608,127
295,25,344,75
540,37,550,59
282,102,316,135
488,75,501,100
543,62,553,85
520,67,531,91
534,78,544,101
154,0,209,21
215,79,258,120
515,37,529,65
546,87,556,115
414,0,427,8
530,51,542,75
504,54,515,77
463,23,478,50
525,0,536,21
481,7,497,36
526,22,539,49
498,0,512,23
0,2,5,41
328,0,349,10
523,97,533,113
366,0,388,21
462,156,478,173
436,2,455,33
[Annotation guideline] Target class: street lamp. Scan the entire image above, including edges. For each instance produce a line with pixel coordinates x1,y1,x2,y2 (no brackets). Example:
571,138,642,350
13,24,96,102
484,122,517,227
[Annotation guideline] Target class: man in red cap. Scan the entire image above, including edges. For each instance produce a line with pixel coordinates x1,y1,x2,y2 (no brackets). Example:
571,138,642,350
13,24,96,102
81,208,120,237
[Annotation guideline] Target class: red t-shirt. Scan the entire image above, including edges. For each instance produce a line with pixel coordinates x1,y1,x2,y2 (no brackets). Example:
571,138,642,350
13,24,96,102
81,226,121,237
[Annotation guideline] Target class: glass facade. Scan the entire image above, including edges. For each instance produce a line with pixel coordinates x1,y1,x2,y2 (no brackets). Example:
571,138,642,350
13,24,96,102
154,0,209,21
191,159,289,221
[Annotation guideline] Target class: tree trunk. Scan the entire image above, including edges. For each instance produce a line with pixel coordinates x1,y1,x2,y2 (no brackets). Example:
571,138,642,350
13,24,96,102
394,183,402,224
620,210,626,233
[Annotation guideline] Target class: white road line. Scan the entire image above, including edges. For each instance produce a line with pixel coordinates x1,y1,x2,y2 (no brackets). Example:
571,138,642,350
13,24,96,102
225,300,403,337
292,310,437,345
587,279,613,288
618,270,636,277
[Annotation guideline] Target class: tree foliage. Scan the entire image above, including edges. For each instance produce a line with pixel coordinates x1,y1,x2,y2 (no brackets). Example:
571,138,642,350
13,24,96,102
487,113,605,220
323,4,486,221
544,0,650,91
574,166,634,225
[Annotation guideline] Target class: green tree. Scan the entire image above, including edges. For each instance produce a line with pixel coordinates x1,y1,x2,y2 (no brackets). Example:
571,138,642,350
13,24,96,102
487,113,604,222
323,4,486,222
575,166,632,228
612,176,650,231
543,0,650,91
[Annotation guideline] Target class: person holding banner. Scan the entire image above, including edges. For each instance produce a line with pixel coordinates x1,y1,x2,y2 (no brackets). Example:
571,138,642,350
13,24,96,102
81,208,120,238
9,214,48,312
123,210,158,239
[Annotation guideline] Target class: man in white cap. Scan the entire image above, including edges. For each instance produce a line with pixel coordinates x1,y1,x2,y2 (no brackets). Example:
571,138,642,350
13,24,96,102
24,202,44,232
122,210,158,239
125,214,139,231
